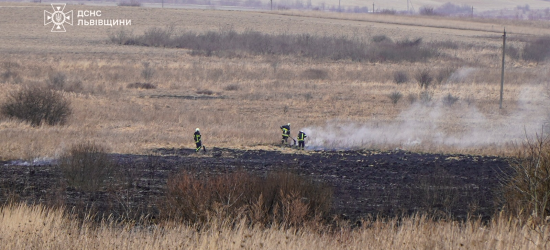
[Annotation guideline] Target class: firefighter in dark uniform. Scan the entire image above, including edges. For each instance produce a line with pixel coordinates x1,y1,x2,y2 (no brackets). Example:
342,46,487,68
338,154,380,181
194,128,202,152
297,130,307,150
280,123,290,145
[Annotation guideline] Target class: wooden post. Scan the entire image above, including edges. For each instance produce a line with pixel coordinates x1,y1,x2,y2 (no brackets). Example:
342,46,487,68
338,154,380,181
500,29,506,109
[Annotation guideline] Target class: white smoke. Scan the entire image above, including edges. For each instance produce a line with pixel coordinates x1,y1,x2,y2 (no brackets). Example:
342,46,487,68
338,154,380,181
302,85,548,151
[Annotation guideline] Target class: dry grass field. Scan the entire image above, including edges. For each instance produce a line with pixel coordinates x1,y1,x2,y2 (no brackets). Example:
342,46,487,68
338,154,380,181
311,0,550,11
2,2,550,248
1,3,549,160
1,203,549,250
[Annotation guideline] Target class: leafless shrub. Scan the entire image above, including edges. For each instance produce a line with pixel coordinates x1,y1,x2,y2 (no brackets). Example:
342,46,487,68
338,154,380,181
223,83,240,91
142,27,173,47
64,80,85,93
1,61,21,84
126,82,157,89
420,6,437,16
372,35,391,43
0,69,18,83
416,69,433,89
117,0,141,7
388,91,403,105
522,36,550,62
110,28,436,63
374,38,435,62
393,71,408,84
141,62,155,80
506,45,520,60
47,72,67,90
419,91,433,104
407,93,417,104
163,169,332,227
500,133,550,223
196,89,214,95
397,38,423,47
301,68,329,80
108,28,134,45
435,67,455,84
58,142,114,192
442,93,459,107
379,9,397,15
1,86,71,126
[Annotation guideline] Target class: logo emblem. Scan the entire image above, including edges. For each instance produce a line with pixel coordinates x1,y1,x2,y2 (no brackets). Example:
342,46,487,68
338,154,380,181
44,3,73,32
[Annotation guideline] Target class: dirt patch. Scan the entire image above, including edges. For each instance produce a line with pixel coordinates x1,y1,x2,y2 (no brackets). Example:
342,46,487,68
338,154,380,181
0,148,510,222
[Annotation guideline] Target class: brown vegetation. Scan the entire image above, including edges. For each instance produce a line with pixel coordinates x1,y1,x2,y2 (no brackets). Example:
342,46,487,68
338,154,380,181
500,133,550,223
1,204,549,249
0,4,549,160
2,2,550,248
58,142,114,192
164,170,332,227
0,86,71,126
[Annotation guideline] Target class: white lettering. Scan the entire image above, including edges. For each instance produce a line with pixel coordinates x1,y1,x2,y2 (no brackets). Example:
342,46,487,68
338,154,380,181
77,10,84,18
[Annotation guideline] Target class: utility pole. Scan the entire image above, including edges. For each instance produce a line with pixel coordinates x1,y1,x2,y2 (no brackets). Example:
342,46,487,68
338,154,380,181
500,28,506,109
407,0,415,13
339,0,341,12
373,3,374,13
271,0,273,10
162,0,164,8
471,6,474,17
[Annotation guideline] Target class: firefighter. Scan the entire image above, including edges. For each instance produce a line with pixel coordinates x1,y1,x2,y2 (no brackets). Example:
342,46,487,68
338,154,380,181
280,123,290,145
297,130,307,150
194,128,203,152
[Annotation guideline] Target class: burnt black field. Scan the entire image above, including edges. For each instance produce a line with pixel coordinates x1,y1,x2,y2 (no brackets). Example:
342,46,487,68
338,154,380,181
0,148,510,222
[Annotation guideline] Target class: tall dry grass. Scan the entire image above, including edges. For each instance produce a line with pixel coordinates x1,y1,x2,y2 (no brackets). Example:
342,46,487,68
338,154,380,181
0,52,547,159
1,6,550,160
1,203,549,249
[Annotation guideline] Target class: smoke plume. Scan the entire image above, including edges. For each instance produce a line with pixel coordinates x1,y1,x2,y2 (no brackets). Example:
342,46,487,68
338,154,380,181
302,85,549,151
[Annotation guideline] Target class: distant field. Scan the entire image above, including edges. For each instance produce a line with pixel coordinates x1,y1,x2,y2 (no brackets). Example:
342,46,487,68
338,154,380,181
0,2,549,159
306,0,550,11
